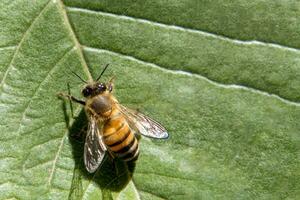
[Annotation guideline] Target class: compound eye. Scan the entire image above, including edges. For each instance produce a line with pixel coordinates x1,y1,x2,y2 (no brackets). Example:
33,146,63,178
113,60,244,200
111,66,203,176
82,87,92,97
97,83,106,92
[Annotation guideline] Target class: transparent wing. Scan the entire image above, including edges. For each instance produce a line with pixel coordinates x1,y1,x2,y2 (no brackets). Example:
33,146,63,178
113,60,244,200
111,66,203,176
84,116,107,173
118,105,169,139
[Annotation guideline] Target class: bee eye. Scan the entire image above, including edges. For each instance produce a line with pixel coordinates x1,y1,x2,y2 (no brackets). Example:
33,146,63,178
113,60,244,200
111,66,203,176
82,87,92,97
97,83,106,92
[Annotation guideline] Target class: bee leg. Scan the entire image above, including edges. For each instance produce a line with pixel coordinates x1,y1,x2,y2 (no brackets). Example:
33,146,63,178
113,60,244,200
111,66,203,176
58,92,86,106
106,151,119,175
112,159,118,176
66,83,75,118
106,151,115,164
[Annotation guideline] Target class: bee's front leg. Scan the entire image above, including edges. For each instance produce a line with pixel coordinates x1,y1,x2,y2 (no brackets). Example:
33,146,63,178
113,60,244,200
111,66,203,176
58,92,86,106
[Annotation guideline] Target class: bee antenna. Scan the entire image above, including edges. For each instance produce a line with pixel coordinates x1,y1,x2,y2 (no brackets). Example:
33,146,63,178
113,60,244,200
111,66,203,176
71,71,87,84
96,64,110,81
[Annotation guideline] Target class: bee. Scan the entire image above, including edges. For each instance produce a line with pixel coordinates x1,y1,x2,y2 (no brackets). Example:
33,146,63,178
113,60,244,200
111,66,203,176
59,64,169,173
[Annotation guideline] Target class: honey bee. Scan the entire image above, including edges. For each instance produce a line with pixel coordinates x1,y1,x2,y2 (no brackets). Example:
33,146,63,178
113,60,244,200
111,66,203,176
59,65,169,173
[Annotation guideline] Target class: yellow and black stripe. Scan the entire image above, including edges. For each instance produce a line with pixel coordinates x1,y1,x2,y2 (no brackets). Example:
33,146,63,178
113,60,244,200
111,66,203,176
103,110,139,161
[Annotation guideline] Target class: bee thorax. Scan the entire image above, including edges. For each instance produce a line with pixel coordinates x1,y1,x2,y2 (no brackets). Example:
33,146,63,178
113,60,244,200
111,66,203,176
89,95,112,116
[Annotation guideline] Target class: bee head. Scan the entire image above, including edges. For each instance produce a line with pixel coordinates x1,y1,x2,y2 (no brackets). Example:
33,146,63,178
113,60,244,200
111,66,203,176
82,82,107,97
74,64,113,98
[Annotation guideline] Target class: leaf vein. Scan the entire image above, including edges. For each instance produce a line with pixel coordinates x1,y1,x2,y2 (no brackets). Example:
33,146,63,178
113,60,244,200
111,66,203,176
136,187,167,200
0,46,17,51
47,130,68,186
0,0,52,88
15,47,75,137
131,180,141,200
136,171,198,182
83,46,300,107
47,106,82,186
23,160,52,171
20,121,65,137
28,137,62,152
66,6,300,53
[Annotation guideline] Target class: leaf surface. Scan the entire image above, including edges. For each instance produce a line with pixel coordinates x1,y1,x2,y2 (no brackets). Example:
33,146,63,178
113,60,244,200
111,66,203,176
0,0,299,200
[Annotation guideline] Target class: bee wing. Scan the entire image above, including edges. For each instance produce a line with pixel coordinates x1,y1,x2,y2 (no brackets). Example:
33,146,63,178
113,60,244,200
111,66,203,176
84,116,107,173
118,105,169,139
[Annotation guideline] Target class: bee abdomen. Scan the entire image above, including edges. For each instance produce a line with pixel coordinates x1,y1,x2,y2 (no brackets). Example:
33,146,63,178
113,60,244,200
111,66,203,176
103,114,139,161
114,137,139,161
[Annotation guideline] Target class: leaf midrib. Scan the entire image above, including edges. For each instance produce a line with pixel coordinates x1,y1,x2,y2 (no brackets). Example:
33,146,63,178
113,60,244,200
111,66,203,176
57,0,93,82
52,1,141,199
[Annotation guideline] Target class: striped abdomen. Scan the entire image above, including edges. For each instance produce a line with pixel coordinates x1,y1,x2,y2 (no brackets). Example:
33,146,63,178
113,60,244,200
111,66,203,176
102,110,139,161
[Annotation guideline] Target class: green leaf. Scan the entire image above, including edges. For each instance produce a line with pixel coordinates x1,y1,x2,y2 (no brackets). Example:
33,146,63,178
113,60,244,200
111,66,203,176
0,0,299,200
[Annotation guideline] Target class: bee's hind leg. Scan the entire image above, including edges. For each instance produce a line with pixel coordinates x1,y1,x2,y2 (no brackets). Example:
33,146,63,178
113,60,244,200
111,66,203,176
106,151,120,175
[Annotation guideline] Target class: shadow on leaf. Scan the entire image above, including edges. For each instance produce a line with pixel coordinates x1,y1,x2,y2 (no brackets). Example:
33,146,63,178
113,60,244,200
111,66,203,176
60,100,136,198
